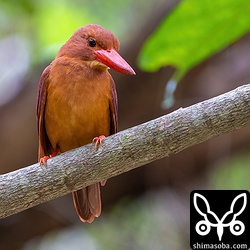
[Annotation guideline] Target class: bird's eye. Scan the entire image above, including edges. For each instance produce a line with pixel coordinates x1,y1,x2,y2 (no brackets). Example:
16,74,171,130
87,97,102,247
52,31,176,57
88,39,96,47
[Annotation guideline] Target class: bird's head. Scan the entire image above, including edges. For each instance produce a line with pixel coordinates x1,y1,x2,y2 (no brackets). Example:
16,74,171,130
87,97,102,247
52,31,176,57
56,24,135,75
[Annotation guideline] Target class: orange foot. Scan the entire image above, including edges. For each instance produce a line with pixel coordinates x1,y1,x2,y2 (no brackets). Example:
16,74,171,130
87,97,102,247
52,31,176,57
39,148,59,167
93,135,106,150
101,180,107,186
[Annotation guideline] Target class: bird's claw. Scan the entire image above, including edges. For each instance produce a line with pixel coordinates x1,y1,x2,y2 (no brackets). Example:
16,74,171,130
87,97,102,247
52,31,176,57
39,148,59,167
101,180,107,186
93,135,106,150
39,156,50,167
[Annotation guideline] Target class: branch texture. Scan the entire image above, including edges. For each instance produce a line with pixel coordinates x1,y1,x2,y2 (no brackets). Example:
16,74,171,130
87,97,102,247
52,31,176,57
0,84,249,219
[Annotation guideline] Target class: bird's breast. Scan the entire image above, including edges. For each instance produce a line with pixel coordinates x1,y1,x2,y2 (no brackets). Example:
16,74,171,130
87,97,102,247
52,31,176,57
45,59,112,152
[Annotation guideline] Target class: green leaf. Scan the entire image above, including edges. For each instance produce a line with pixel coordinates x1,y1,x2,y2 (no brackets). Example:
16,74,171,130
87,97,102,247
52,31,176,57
138,0,250,81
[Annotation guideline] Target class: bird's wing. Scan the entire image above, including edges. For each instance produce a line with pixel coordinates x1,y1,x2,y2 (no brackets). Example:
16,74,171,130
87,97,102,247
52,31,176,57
109,76,118,134
36,65,53,159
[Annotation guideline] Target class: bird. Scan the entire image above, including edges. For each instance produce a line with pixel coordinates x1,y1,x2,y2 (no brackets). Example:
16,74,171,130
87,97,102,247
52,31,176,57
36,24,135,223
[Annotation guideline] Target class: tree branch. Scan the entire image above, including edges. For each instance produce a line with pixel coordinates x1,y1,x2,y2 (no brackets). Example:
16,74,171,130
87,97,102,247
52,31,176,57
0,84,249,219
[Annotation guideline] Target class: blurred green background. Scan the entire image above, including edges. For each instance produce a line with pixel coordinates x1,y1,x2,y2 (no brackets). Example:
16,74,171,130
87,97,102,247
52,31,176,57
0,0,250,249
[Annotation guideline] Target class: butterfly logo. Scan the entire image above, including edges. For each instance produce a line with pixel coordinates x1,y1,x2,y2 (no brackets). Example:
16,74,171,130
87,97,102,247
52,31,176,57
193,192,247,241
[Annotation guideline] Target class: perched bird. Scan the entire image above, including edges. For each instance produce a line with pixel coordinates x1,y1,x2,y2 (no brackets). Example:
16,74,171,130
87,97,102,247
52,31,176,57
37,24,135,223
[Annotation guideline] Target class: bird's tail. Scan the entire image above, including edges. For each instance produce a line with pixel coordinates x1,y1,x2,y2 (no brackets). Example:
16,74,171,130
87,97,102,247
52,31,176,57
72,183,101,223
